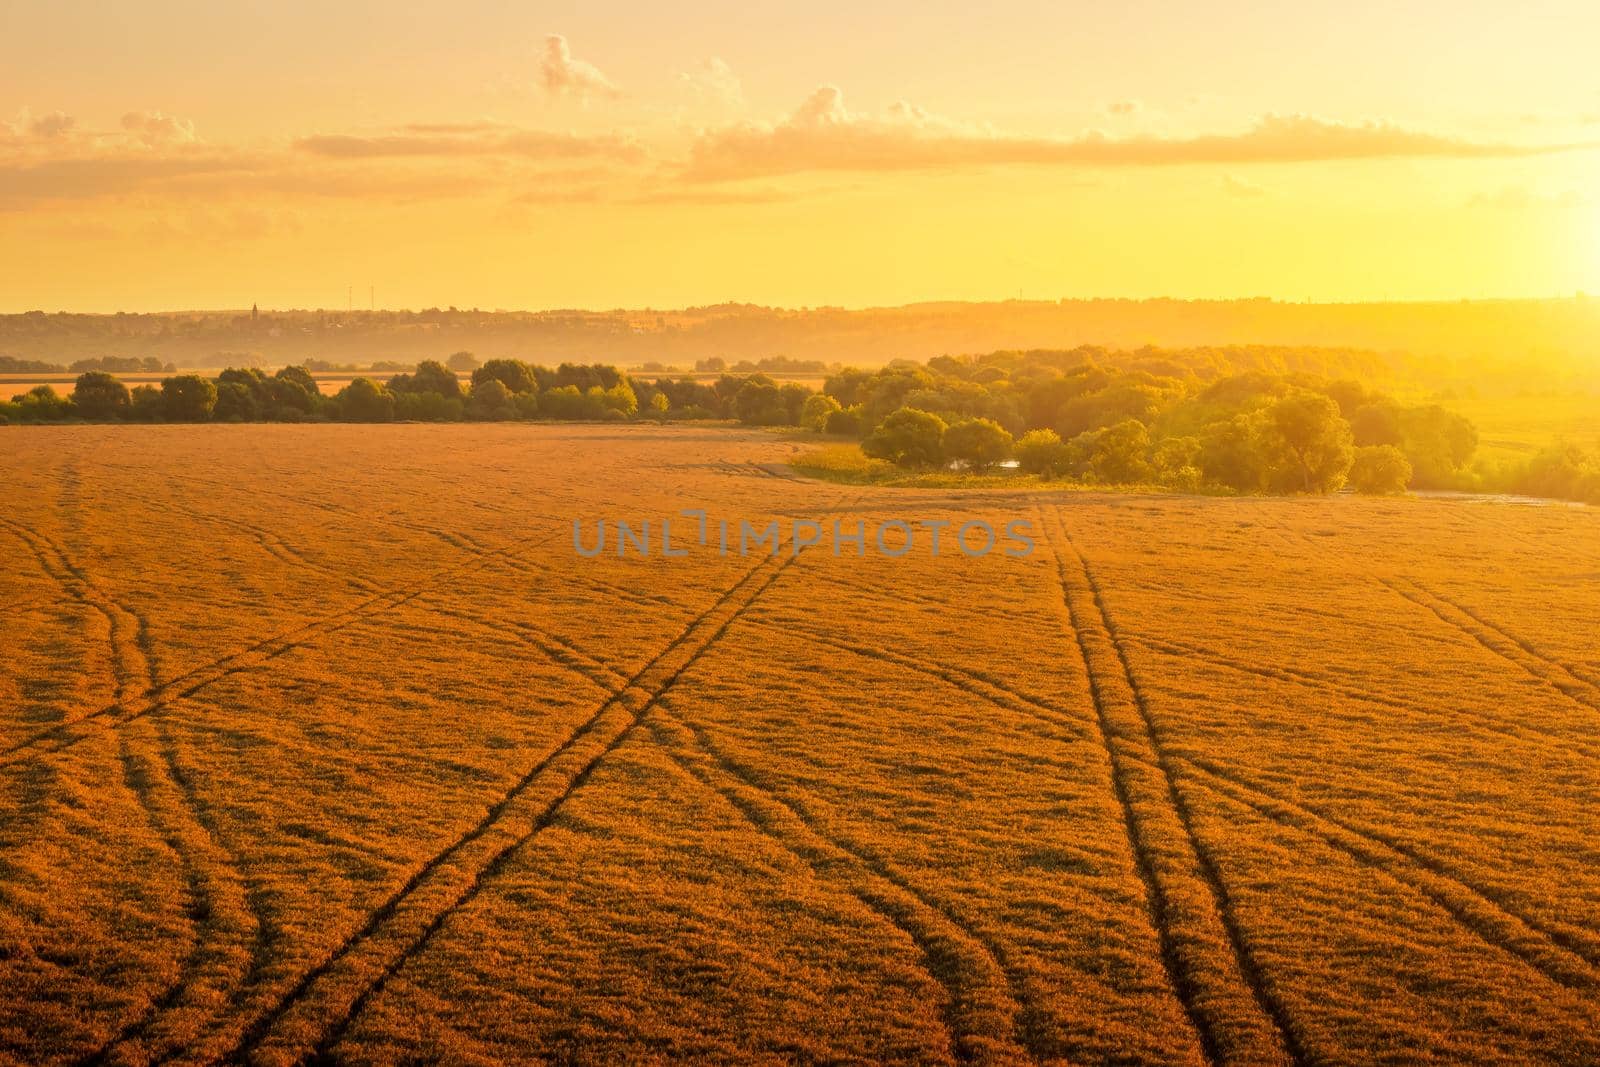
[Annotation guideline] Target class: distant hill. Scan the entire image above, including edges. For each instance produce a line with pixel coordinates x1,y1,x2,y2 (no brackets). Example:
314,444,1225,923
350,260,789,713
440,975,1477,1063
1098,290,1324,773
2,297,1596,391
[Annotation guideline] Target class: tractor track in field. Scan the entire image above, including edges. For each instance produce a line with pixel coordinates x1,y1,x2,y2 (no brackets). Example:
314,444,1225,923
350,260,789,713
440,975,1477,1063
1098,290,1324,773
436,599,1048,1063
221,495,1023,1066
1180,758,1600,988
233,549,877,1065
1036,505,1304,1067
0,527,565,768
0,516,263,1067
645,707,1035,1065
764,591,1600,991
1384,578,1600,717
1044,513,1600,1036
1122,632,1600,760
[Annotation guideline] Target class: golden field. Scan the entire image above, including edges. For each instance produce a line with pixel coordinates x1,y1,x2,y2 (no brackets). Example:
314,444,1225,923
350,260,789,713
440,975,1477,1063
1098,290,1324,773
1,424,1598,1065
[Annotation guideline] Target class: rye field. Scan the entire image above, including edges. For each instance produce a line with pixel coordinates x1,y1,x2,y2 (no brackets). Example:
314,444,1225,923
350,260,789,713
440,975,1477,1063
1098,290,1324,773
1,423,1598,1065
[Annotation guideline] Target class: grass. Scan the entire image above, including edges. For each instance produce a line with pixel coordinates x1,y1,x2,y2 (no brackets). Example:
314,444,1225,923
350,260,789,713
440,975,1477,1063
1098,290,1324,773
1,423,1599,1063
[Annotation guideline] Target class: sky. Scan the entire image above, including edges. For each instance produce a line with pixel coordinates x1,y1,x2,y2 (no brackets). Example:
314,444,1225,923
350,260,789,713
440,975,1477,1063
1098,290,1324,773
1,0,1598,311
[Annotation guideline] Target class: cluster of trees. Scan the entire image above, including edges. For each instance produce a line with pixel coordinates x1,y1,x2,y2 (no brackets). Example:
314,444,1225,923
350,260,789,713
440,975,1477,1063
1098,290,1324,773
5,341,1596,506
694,355,832,375
0,357,829,429
0,354,173,374
812,348,1487,496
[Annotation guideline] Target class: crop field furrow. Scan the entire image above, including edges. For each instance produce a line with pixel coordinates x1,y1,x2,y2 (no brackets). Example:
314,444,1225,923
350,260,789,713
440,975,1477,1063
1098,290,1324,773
1038,504,1301,1067
643,707,1033,1065
223,539,814,1065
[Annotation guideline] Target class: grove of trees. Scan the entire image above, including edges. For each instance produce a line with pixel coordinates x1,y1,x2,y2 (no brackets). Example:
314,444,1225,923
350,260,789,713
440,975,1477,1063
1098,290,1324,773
5,343,1596,504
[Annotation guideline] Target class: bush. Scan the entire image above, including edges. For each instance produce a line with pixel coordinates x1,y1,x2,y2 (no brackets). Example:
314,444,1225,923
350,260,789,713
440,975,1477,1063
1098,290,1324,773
71,371,130,420
943,417,1014,472
162,374,217,422
213,380,259,422
467,379,517,421
801,393,842,432
472,359,537,396
336,377,395,421
1071,419,1152,484
394,391,464,422
862,407,946,468
130,385,164,422
824,406,862,436
1348,445,1413,494
1016,429,1072,478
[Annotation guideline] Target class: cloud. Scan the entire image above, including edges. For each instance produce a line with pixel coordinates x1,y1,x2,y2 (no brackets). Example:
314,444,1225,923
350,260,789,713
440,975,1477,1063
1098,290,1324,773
685,89,1600,181
121,110,198,146
2,108,77,140
294,126,645,163
540,35,619,102
679,58,743,108
0,154,255,209
1106,100,1141,117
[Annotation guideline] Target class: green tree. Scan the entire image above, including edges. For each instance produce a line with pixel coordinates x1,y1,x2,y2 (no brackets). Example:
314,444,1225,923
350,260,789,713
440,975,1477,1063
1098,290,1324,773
1016,428,1072,478
1259,390,1353,493
1199,412,1268,492
467,379,517,420
446,350,481,373
162,374,217,422
129,385,164,421
275,364,318,395
213,381,259,421
861,407,946,468
411,360,462,398
801,393,842,432
1348,445,1413,494
72,371,130,420
943,417,1014,472
1349,399,1403,446
472,359,537,395
1073,419,1152,484
336,377,395,421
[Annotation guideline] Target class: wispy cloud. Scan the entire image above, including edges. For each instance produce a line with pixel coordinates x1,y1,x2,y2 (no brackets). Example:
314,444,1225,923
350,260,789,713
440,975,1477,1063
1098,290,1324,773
679,58,743,108
540,35,620,102
684,89,1600,181
120,110,198,146
294,125,645,162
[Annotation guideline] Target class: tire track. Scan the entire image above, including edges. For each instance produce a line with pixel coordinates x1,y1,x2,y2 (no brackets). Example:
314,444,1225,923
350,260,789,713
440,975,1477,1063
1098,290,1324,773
1179,758,1600,986
223,541,818,1065
422,604,1044,1062
1122,632,1600,759
781,544,1600,1018
0,528,548,768
0,516,262,1067
1385,578,1600,715
1036,505,1301,1067
645,708,1033,1065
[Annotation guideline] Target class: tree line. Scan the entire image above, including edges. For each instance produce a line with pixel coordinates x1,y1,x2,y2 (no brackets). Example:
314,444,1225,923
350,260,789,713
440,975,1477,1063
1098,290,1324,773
5,345,1595,505
807,348,1596,503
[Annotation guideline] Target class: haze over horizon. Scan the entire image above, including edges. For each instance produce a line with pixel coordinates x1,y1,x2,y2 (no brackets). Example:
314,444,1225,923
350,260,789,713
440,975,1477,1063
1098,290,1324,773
3,1,1599,312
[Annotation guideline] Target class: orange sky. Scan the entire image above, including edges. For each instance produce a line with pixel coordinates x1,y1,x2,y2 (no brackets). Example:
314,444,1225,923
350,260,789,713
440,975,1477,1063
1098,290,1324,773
2,1,1598,311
